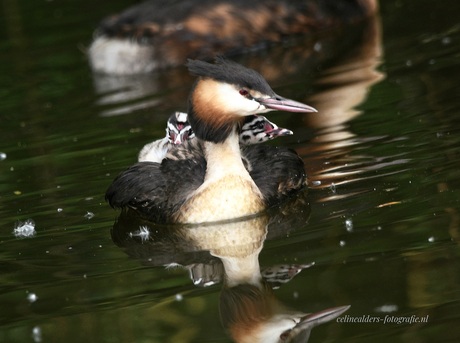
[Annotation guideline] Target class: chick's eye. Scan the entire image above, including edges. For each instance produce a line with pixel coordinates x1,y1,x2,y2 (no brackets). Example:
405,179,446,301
239,89,249,97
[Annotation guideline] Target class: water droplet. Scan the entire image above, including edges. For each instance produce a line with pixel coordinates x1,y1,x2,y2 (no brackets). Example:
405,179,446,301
406,59,412,67
339,240,346,247
442,36,451,45
313,42,322,52
345,219,353,232
310,180,321,186
84,211,95,219
175,293,183,301
374,304,398,313
27,293,38,303
0,152,6,161
57,208,63,213
428,236,435,243
130,226,151,242
13,219,36,238
330,183,337,194
32,326,42,342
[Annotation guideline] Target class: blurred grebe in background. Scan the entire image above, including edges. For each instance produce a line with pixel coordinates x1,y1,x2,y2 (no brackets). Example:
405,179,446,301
106,58,316,223
88,0,378,74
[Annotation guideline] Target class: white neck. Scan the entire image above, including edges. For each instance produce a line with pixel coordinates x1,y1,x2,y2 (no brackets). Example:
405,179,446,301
175,128,264,224
202,129,253,184
219,252,263,287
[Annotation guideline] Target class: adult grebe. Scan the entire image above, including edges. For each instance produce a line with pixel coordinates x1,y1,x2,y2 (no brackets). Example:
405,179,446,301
106,58,316,223
88,0,378,74
138,111,293,163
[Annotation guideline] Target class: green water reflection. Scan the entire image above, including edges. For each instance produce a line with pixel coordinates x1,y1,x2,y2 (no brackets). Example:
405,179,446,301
1,0,460,342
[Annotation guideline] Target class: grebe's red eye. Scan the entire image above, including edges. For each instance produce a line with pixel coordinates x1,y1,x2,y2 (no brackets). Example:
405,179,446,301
239,89,249,97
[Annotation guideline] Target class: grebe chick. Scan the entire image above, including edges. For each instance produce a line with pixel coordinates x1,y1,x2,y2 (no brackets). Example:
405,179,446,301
139,112,293,163
138,111,194,163
106,58,316,224
240,115,293,145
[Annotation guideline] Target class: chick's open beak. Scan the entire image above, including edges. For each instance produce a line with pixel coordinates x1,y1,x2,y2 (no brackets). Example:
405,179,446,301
267,127,293,137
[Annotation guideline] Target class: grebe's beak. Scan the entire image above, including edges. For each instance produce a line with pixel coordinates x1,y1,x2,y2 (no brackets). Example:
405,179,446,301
279,305,350,343
267,127,293,138
262,119,293,138
258,96,317,113
254,118,293,139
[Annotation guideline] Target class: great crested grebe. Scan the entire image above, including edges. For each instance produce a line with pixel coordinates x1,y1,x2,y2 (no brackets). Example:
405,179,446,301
88,0,378,74
106,58,316,223
138,111,293,163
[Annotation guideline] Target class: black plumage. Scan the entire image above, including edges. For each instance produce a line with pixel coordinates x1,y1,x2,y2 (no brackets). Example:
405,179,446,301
106,145,305,222
242,145,306,206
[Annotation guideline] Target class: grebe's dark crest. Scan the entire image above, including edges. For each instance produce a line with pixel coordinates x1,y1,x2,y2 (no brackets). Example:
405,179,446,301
106,58,316,224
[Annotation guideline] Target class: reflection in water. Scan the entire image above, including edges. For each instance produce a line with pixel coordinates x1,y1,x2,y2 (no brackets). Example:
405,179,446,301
297,15,400,204
111,191,349,342
306,15,384,129
93,73,161,117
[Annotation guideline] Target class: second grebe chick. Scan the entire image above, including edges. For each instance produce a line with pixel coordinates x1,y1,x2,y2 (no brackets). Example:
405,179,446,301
106,58,316,224
240,115,293,145
138,112,293,163
138,111,194,163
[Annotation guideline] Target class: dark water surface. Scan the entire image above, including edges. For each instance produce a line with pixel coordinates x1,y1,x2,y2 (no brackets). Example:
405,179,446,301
1,1,460,342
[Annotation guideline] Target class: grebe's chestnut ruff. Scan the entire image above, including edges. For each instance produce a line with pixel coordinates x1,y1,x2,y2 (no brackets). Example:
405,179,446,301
106,58,316,224
138,111,293,163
